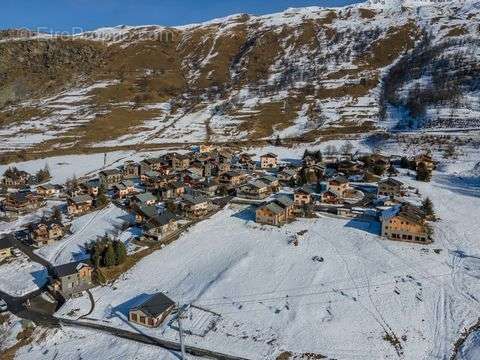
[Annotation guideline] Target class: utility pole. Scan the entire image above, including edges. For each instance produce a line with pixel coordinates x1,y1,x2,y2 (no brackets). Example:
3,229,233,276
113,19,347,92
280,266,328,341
177,303,187,359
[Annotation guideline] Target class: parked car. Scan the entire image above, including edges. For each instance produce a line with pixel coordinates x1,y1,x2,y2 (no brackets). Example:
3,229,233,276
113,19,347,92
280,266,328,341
0,299,8,312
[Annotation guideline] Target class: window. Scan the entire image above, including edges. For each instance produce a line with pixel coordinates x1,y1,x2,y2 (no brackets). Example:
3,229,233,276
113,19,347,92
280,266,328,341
131,313,138,322
148,318,154,326
140,316,146,324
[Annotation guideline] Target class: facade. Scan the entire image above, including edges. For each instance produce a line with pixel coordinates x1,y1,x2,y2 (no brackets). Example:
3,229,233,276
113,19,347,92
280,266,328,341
415,154,435,171
67,195,93,215
260,153,278,169
99,169,123,188
131,192,157,207
328,177,350,196
172,154,190,171
123,161,140,179
50,261,94,298
129,292,175,328
294,187,314,206
219,171,247,187
381,204,432,244
144,211,178,241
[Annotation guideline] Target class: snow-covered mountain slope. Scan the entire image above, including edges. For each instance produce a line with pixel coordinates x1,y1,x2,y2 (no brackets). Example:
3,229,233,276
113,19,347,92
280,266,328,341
0,0,479,160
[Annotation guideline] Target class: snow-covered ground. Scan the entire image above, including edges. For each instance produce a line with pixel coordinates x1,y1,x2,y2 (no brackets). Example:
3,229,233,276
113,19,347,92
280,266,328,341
35,204,130,266
0,253,47,296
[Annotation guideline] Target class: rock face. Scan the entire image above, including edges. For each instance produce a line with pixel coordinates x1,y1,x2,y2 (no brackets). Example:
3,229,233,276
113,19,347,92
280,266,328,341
0,0,478,156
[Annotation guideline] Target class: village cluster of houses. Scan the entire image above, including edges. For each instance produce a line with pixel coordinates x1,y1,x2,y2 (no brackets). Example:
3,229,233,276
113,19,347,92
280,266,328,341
0,145,436,314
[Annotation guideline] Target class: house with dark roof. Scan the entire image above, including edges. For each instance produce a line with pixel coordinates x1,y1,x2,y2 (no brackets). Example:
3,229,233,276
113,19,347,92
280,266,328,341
255,195,295,226
49,261,94,298
67,194,93,215
378,178,405,197
99,169,123,188
129,292,175,328
30,220,66,247
2,191,44,214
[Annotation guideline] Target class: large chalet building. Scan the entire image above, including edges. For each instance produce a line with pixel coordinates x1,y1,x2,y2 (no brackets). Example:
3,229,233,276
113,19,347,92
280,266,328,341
381,204,432,244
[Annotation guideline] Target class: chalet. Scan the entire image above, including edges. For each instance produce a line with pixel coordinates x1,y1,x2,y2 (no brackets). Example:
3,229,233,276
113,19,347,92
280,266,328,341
131,192,157,207
123,161,140,179
199,179,219,197
30,220,65,247
337,160,363,176
0,237,13,262
81,179,100,197
172,154,190,171
320,190,341,204
378,178,405,197
1,168,31,188
217,161,231,175
187,165,204,178
255,196,295,226
414,154,435,171
2,191,44,214
129,292,175,328
294,186,315,206
36,184,61,197
328,176,350,196
238,180,271,200
181,194,211,218
256,202,285,226
143,211,178,241
277,168,298,183
49,261,94,298
67,195,93,215
259,175,280,192
140,158,167,174
381,204,432,244
99,169,123,188
219,171,248,187
260,153,278,169
140,171,162,190
112,180,136,199
199,144,215,153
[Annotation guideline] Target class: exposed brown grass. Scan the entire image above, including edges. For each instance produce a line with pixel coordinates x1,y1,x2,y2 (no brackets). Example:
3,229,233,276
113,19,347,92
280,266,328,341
446,26,468,37
358,8,377,19
355,22,419,69
66,107,162,145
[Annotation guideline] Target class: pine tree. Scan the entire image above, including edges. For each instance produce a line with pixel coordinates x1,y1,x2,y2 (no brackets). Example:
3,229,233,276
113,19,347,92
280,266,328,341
400,157,410,169
96,184,109,208
421,197,435,218
416,162,432,182
50,206,62,223
104,243,116,267
113,240,127,265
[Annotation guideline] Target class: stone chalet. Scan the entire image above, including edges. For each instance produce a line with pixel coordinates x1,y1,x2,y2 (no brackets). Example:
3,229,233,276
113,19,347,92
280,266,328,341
260,153,278,169
99,169,123,188
67,195,93,215
123,160,140,179
49,261,94,298
30,220,65,247
0,236,13,262
378,178,406,197
381,204,432,244
129,292,175,328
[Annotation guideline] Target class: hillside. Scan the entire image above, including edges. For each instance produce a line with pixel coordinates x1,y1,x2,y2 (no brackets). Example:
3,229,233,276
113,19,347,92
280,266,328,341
0,0,479,161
